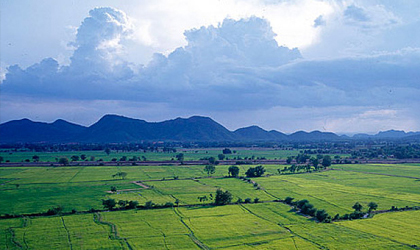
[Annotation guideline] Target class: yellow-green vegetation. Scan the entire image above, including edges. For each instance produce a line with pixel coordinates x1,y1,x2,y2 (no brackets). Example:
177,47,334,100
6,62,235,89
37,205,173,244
334,163,420,178
1,163,420,249
1,204,418,249
338,210,420,247
0,148,300,163
256,169,420,215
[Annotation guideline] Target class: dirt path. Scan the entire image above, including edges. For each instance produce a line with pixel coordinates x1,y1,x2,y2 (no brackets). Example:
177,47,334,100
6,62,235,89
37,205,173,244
131,181,150,188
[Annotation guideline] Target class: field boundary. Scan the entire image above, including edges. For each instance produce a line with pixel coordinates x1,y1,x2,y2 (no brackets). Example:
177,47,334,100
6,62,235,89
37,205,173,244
93,212,133,250
173,207,210,250
239,204,326,249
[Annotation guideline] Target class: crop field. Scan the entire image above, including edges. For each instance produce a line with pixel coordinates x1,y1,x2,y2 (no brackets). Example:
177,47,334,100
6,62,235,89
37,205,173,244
1,163,419,249
334,163,420,178
338,210,420,247
256,170,420,215
1,204,419,249
0,148,301,163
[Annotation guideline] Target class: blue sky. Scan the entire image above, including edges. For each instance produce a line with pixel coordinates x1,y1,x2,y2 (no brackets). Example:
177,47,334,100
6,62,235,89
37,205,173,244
1,0,419,134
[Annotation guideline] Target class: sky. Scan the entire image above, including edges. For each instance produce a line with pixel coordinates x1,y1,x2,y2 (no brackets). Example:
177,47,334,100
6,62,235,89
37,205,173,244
1,0,420,134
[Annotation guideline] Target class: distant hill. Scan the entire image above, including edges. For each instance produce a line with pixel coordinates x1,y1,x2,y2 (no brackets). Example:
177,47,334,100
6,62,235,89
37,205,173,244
234,126,287,141
0,118,86,143
77,115,236,143
288,131,342,141
1,115,418,143
352,130,420,139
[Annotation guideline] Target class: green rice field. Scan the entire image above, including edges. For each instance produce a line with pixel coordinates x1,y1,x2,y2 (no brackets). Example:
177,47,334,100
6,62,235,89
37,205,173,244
1,163,419,249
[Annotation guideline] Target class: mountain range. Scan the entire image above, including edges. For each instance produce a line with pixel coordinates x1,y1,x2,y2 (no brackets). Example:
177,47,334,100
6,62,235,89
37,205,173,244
0,114,419,143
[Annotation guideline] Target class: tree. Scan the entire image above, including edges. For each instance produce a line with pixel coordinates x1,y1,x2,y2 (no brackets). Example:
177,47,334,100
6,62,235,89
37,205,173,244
113,172,128,179
58,157,69,166
296,154,309,164
297,199,309,209
80,154,86,161
334,155,341,164
301,203,317,216
222,148,232,154
284,197,294,204
218,154,225,160
208,156,217,165
228,166,240,177
105,148,111,155
322,155,332,168
102,198,117,210
197,195,208,203
316,209,330,222
145,201,155,209
215,189,232,205
127,200,139,209
245,165,266,177
286,156,293,164
111,186,117,192
176,153,184,162
32,155,40,162
204,165,216,176
47,205,63,215
352,202,363,212
368,202,378,213
71,155,79,161
310,157,319,169
118,200,128,207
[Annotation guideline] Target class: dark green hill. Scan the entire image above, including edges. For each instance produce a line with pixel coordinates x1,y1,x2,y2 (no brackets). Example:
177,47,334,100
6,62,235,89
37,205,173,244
0,118,86,143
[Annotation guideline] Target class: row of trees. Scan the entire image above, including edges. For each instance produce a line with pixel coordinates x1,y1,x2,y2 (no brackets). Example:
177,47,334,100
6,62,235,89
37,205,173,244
284,197,379,222
286,154,332,167
202,165,264,178
102,199,139,210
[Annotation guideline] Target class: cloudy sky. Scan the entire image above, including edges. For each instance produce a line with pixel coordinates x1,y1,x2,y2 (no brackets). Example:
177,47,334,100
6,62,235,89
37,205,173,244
1,0,420,134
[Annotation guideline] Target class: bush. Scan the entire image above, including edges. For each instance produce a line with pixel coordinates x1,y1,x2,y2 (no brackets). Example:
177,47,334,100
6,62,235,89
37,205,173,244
102,199,117,210
46,206,63,215
316,209,330,222
296,199,309,209
254,198,260,203
145,201,155,209
301,203,316,216
244,198,252,203
127,200,139,209
164,202,174,207
215,189,232,205
245,165,266,177
284,197,294,204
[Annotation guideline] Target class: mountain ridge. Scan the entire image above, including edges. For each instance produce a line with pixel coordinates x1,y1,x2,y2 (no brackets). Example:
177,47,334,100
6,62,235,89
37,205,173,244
0,114,419,143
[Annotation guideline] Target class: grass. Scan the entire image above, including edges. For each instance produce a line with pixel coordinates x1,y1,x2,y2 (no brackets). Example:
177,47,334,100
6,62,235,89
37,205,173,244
0,203,418,249
0,148,301,163
0,163,419,249
256,169,420,215
334,163,420,178
338,210,420,247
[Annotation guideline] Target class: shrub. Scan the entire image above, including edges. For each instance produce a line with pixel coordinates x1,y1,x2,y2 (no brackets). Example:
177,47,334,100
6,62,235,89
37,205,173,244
284,197,294,204
296,199,309,209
